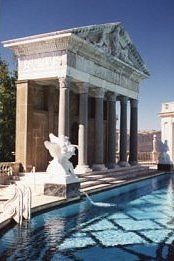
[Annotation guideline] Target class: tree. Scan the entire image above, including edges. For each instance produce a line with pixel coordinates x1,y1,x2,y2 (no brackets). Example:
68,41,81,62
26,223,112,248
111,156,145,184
0,57,16,162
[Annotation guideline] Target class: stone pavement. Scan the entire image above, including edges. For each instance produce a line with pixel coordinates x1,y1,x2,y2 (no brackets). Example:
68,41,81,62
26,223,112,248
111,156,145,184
0,165,164,231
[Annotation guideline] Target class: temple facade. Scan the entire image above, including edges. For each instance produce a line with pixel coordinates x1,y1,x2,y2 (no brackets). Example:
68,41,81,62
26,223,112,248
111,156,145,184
3,23,149,172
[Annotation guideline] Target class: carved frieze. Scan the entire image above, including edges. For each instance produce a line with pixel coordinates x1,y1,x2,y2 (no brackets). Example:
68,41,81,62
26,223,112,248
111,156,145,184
74,53,139,91
11,36,71,56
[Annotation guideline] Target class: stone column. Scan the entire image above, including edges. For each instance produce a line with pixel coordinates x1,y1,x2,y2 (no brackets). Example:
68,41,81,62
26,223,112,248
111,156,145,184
58,77,69,137
15,80,33,171
107,92,117,168
75,83,91,174
119,96,129,167
129,99,138,165
92,88,107,171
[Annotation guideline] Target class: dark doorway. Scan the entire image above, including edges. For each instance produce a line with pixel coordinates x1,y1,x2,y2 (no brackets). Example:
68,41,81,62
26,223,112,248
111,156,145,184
70,122,78,167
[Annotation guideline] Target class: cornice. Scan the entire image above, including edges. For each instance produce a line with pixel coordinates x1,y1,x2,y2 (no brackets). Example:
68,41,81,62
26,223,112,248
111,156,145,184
2,22,121,46
159,112,174,118
3,33,72,56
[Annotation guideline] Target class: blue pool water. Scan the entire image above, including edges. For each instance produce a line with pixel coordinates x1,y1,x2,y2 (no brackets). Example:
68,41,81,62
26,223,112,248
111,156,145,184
1,173,174,260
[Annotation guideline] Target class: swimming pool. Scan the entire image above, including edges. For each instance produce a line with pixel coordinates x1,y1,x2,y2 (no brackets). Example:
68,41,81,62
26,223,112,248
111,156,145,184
1,173,174,260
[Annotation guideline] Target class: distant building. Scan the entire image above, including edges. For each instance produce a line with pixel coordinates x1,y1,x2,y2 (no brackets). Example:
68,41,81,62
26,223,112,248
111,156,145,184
159,102,174,162
116,129,161,163
138,130,161,152
137,130,161,163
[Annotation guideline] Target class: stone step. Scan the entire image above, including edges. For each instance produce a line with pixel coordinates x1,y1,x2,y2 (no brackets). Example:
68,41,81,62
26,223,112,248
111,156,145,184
80,175,130,189
79,168,151,183
82,165,148,175
81,183,113,192
80,168,159,190
80,180,105,189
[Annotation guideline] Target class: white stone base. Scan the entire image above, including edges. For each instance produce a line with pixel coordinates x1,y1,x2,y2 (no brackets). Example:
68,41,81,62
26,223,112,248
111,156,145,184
92,164,107,171
46,173,79,184
74,165,92,175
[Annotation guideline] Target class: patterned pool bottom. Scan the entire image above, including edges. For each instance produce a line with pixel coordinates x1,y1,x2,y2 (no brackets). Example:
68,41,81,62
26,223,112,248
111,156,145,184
56,187,174,260
58,245,174,261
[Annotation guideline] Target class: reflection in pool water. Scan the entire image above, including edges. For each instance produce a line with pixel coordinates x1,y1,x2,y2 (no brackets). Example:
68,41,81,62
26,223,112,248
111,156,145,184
1,173,174,260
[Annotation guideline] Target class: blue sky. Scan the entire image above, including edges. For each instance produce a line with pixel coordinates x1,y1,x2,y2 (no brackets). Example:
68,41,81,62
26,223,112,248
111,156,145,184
0,0,174,131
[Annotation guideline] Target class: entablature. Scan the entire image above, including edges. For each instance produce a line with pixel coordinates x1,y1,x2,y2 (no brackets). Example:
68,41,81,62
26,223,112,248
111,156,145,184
2,22,149,99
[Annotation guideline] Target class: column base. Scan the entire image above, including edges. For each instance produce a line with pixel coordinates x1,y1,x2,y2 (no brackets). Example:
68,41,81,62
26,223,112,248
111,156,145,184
129,161,138,166
118,161,130,167
107,162,118,169
92,164,107,171
74,165,92,175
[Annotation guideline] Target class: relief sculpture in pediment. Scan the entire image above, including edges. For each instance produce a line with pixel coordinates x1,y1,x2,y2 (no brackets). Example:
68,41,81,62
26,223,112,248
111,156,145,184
75,25,148,75
76,26,130,61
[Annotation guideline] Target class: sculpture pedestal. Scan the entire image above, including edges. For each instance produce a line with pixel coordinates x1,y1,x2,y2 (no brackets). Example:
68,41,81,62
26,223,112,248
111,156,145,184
44,181,80,199
158,164,173,171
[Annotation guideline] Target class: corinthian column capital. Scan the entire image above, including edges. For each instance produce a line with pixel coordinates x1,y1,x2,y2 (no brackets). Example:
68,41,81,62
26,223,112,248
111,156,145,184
78,82,89,94
107,91,117,102
120,95,128,104
58,77,70,88
94,88,105,98
130,98,138,108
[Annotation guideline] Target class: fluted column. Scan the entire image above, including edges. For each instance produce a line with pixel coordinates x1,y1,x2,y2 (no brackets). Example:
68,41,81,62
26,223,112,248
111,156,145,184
119,96,129,167
92,88,107,171
58,77,69,137
107,92,117,168
75,83,91,174
129,99,138,165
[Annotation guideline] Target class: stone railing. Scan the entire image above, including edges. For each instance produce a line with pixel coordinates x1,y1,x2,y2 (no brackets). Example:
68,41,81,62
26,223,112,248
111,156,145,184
116,151,158,165
0,162,22,185
138,152,153,162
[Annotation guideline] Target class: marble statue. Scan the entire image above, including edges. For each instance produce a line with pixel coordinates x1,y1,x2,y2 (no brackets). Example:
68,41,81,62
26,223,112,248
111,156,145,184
44,133,78,181
157,139,172,164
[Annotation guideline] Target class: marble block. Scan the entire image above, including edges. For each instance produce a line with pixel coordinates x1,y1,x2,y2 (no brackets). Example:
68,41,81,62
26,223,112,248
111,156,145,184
44,181,80,199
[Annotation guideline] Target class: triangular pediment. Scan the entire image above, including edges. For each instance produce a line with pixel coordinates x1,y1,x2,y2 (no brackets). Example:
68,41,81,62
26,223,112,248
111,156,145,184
71,23,149,76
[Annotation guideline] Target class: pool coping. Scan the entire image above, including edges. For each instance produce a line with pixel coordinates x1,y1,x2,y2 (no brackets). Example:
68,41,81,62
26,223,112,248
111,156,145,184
0,170,171,233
